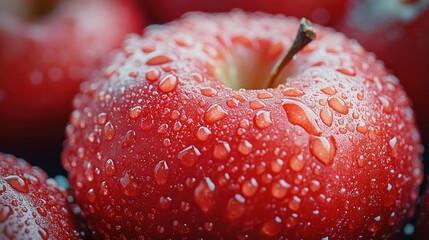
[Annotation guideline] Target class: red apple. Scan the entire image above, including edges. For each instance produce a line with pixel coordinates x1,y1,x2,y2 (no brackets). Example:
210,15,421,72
62,12,423,238
0,0,145,175
141,0,347,26
0,153,84,239
337,0,429,148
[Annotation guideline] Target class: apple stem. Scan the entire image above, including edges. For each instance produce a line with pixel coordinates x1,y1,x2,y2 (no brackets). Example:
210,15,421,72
268,18,316,88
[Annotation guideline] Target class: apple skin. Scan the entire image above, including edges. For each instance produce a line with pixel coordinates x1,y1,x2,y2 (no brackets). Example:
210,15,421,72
62,12,423,239
337,0,429,151
0,0,145,176
140,0,347,26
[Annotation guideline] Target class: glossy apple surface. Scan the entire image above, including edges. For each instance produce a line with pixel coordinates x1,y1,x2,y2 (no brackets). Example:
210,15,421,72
141,0,347,26
0,0,145,176
62,12,423,238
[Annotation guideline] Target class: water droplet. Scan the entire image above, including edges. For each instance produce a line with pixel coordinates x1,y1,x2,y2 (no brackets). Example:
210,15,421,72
0,183,5,194
38,227,49,240
120,172,139,197
105,159,116,176
254,110,273,129
0,205,13,222
97,112,108,125
288,196,301,211
379,96,393,114
213,141,231,161
159,74,179,93
5,175,29,193
320,108,333,127
159,196,172,209
282,99,322,135
336,67,356,76
271,179,290,199
261,217,282,236
87,188,96,203
146,55,172,65
178,145,201,167
157,124,168,134
204,222,214,232
289,154,305,172
381,183,397,207
388,137,398,158
249,100,265,110
122,130,136,148
226,194,246,220
321,86,337,95
173,220,190,234
196,126,212,141
201,87,218,97
356,122,368,134
328,97,349,114
238,140,253,155
310,136,336,166
145,68,161,81
205,104,228,124
309,180,321,192
282,87,304,97
100,181,109,195
257,92,274,99
140,115,154,130
226,98,239,108
194,177,216,213
103,122,115,141
129,106,142,119
154,160,169,185
242,178,258,197
270,158,284,173
84,162,94,181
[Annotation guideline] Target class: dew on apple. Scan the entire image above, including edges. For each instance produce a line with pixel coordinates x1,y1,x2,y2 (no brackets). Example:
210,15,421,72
204,104,228,124
282,99,322,135
249,100,265,110
271,179,291,199
213,141,231,161
379,96,393,114
321,86,337,95
158,74,179,93
336,66,356,76
194,177,216,213
254,110,273,129
121,130,136,148
289,154,306,172
327,97,349,114
200,87,218,97
196,126,211,141
238,140,253,155
105,159,117,177
146,55,172,66
5,175,29,193
309,136,336,166
226,194,246,220
261,217,282,236
0,205,13,222
178,145,201,167
288,196,302,211
320,108,333,127
257,91,274,99
140,115,154,130
241,178,258,197
100,181,109,195
282,87,305,97
103,121,115,141
129,106,142,119
270,158,284,173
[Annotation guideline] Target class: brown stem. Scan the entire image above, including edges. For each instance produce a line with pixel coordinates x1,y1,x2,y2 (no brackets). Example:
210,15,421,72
268,18,316,88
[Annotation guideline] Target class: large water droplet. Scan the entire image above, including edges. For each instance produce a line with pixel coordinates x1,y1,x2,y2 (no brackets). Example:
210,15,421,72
261,217,282,236
154,160,169,185
178,145,201,167
310,136,336,166
282,99,322,135
249,100,265,110
271,179,290,199
105,159,117,176
288,196,301,211
388,137,398,158
270,158,284,173
254,110,273,129
213,141,231,161
159,196,172,209
0,205,13,222
38,227,49,240
321,86,337,95
282,87,305,97
320,108,333,127
145,68,161,81
226,194,246,220
122,130,136,148
194,177,216,213
238,140,253,155
242,178,258,197
129,106,142,119
103,122,115,141
159,74,179,93
173,220,190,234
289,154,306,172
328,97,349,114
205,104,228,124
5,175,29,193
200,87,218,97
146,55,172,65
196,126,211,141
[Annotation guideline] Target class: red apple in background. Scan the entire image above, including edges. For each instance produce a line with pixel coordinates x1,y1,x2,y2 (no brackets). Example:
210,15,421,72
0,0,145,176
0,153,84,239
140,0,347,26
62,11,423,238
337,0,429,150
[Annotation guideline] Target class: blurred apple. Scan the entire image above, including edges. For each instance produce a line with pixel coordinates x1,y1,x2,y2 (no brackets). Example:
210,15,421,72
0,0,145,176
